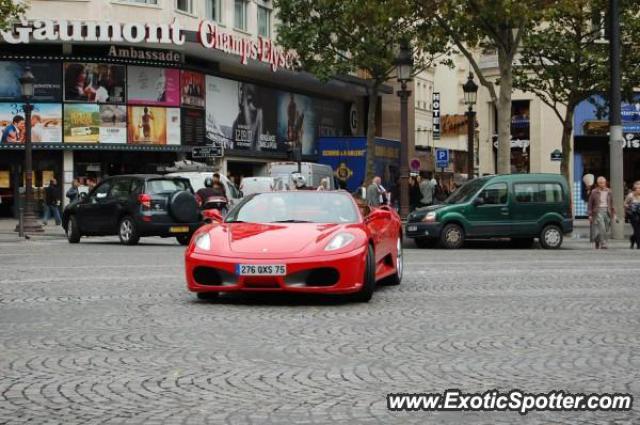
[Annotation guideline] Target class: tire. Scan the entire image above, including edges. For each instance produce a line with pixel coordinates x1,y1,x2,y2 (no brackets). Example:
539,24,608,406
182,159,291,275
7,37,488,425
169,191,199,223
414,237,437,249
383,237,403,286
118,216,140,245
440,223,464,249
539,225,563,249
510,237,534,249
176,234,192,246
66,215,81,244
351,245,376,302
197,292,219,301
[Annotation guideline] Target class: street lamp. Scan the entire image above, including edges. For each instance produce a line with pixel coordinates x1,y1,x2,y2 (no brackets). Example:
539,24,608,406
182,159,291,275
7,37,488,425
463,72,478,179
395,39,413,219
14,66,44,235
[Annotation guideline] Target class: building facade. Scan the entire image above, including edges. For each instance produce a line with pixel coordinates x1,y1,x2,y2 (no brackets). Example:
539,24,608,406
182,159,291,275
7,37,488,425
0,0,369,216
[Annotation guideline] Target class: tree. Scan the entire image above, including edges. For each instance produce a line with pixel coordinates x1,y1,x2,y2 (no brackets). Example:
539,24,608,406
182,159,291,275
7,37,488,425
514,0,640,184
0,0,27,31
418,0,551,174
274,0,448,182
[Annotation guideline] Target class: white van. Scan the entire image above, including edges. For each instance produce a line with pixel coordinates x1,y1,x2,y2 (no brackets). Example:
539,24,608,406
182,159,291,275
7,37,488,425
267,162,336,190
165,171,242,208
240,176,275,196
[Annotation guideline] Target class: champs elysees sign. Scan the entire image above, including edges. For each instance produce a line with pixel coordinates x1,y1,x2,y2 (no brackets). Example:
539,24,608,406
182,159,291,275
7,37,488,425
0,19,298,72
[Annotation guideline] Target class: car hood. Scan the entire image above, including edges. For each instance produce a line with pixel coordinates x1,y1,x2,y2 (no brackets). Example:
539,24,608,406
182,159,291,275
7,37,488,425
223,222,346,255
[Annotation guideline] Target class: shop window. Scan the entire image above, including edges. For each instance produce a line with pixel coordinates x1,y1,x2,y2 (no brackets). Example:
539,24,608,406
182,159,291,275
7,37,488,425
206,0,221,22
258,6,271,38
176,0,193,14
234,0,248,31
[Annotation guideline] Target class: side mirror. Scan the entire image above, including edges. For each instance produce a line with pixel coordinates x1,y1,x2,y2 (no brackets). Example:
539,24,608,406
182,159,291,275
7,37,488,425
472,197,485,206
202,209,223,223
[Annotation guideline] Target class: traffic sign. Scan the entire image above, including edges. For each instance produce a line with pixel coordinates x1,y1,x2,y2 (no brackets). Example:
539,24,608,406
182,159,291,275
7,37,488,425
435,148,449,168
410,158,421,171
192,144,223,159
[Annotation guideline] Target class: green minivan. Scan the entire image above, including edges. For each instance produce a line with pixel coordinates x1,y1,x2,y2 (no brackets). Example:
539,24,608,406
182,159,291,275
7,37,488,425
406,174,573,249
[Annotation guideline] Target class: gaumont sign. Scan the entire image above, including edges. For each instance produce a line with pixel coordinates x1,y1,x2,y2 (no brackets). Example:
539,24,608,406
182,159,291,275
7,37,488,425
0,19,298,72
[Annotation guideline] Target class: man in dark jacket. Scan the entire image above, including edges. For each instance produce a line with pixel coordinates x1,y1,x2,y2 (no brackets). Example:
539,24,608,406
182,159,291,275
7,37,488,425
43,179,61,226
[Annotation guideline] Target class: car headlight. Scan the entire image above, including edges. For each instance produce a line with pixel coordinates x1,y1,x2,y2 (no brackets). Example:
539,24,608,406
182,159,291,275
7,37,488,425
422,212,437,223
325,232,355,251
194,232,211,250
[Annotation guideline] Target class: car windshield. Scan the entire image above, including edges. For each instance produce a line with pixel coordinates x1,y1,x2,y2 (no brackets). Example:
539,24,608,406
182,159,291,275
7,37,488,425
146,178,190,194
444,177,489,204
225,192,359,224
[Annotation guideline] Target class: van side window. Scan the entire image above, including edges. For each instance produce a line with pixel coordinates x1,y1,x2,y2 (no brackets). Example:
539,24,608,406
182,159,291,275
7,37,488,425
514,183,563,203
480,183,508,205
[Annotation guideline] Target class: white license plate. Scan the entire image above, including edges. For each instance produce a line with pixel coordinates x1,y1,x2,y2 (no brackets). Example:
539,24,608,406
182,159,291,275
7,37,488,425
236,264,286,276
407,225,418,232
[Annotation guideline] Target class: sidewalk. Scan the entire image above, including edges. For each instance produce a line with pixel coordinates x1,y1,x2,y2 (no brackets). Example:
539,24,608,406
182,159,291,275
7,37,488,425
0,218,66,242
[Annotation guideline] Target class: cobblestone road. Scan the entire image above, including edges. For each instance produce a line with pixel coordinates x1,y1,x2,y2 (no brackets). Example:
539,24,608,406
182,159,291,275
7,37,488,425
1,236,639,424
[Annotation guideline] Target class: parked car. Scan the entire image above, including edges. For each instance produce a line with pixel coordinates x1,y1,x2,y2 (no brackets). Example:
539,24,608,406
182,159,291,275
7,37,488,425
166,171,242,208
240,176,274,196
62,175,202,245
267,162,336,190
406,173,573,249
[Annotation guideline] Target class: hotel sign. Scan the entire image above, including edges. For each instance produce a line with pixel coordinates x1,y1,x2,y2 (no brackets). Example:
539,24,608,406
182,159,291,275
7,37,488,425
0,19,298,72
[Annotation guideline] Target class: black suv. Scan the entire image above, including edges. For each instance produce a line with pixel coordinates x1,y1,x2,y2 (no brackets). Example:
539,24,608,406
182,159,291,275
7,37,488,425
63,175,202,245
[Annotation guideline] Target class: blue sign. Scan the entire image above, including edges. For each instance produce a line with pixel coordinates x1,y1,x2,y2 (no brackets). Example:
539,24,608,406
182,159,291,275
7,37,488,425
574,93,640,136
317,137,400,193
435,148,449,168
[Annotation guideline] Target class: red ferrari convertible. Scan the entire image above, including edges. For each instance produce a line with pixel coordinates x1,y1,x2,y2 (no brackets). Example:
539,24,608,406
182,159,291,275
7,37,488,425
185,191,403,302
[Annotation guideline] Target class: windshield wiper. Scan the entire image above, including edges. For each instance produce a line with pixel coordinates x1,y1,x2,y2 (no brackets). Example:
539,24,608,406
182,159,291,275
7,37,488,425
272,219,313,223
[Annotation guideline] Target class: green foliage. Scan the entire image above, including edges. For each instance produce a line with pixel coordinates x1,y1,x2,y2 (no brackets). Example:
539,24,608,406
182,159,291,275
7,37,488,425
0,0,27,32
275,0,448,83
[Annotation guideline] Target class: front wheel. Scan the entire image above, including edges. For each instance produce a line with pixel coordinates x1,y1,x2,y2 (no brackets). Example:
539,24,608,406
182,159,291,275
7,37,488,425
440,223,464,249
118,216,140,245
66,215,81,243
351,245,376,303
539,225,563,249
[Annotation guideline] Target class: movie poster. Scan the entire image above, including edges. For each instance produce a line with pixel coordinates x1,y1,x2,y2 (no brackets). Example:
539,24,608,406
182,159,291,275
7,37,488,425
315,99,346,139
181,71,205,108
0,103,62,143
166,108,181,145
63,104,100,143
64,62,126,103
205,75,279,151
127,66,180,106
277,92,317,155
99,105,127,144
127,106,180,145
0,62,62,102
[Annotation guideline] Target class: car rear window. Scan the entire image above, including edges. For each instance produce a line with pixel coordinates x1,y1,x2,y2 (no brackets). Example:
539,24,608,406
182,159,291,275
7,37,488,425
514,183,563,203
146,179,191,194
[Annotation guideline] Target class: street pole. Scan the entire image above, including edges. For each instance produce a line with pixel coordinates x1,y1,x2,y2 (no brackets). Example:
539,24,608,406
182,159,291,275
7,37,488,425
609,0,624,239
466,106,475,179
14,101,43,234
297,143,302,174
398,82,411,219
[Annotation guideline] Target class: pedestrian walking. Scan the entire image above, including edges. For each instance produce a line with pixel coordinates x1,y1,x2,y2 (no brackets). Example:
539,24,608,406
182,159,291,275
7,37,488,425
409,174,421,211
624,180,640,249
43,178,62,226
588,176,616,249
366,176,383,207
419,172,436,207
66,178,80,204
